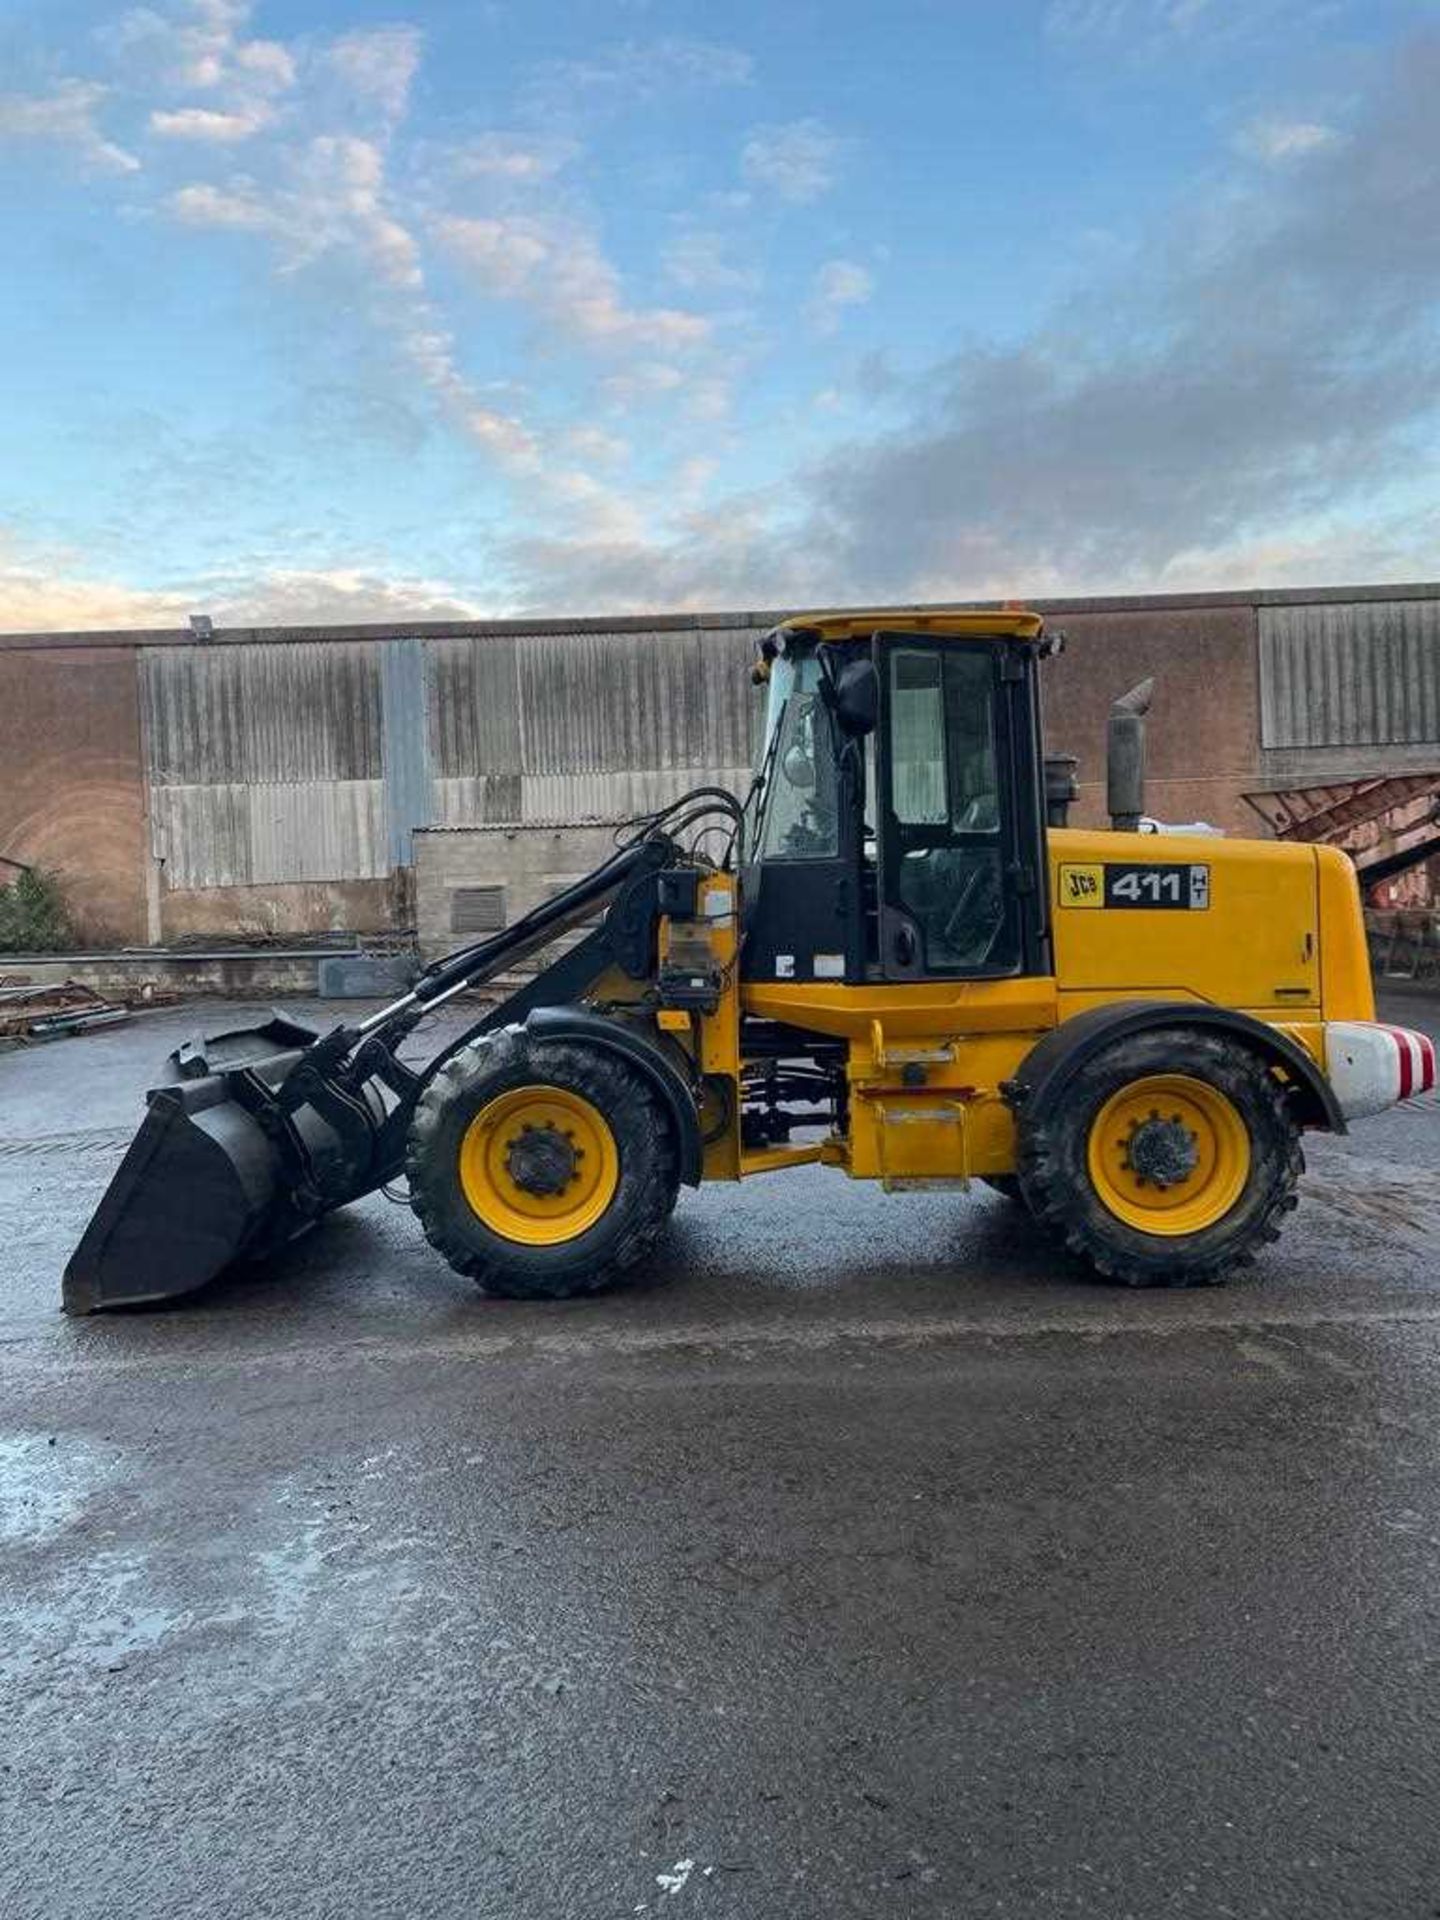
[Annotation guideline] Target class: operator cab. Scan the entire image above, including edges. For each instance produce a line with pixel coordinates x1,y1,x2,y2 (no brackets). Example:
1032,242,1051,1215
743,610,1051,985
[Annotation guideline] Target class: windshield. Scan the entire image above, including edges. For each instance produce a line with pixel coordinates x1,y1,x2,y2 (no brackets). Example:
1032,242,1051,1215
752,649,840,861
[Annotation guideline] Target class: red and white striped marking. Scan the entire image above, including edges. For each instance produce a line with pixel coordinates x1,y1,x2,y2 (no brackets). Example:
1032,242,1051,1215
1325,1021,1437,1120
1380,1023,1437,1101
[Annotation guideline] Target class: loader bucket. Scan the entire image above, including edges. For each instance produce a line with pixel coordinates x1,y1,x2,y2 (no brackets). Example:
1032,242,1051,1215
62,1015,383,1315
62,834,687,1314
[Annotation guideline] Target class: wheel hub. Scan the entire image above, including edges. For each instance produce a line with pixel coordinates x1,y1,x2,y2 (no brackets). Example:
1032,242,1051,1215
1122,1112,1200,1190
1087,1073,1251,1237
504,1123,582,1197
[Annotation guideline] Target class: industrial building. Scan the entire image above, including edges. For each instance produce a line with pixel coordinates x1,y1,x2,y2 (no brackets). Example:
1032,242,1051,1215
2,584,1438,964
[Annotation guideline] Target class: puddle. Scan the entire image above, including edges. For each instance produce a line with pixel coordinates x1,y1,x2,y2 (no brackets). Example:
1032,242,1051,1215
254,1523,334,1632
252,1470,423,1635
0,1434,192,1686
0,1548,190,1684
0,1431,117,1544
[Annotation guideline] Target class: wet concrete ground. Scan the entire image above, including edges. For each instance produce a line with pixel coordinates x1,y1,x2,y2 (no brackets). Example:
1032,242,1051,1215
2,987,1439,1919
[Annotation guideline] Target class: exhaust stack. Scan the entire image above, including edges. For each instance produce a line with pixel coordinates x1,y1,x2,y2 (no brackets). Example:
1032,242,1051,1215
1107,678,1154,832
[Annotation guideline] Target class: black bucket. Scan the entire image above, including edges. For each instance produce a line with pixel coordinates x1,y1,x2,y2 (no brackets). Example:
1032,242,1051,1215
63,1016,387,1314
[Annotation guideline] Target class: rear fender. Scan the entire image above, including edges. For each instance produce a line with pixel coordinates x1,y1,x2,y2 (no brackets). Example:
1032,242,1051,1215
1006,1000,1346,1134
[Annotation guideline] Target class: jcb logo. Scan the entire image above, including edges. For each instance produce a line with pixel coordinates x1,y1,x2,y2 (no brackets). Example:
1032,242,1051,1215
1059,863,1104,908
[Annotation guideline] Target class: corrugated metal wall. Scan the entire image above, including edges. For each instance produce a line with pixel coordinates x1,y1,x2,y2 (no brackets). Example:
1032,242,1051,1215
1259,599,1440,749
428,624,760,829
142,642,387,890
51,584,1440,922
142,623,763,893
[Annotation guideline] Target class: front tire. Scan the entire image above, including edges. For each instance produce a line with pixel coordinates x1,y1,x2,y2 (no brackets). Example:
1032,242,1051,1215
407,1028,679,1299
981,1174,1024,1203
1017,1029,1303,1288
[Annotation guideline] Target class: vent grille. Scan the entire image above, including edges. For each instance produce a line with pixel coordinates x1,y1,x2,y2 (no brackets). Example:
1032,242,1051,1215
450,884,506,934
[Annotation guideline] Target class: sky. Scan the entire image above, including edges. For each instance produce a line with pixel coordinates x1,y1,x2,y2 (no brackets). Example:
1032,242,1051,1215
1,0,1438,629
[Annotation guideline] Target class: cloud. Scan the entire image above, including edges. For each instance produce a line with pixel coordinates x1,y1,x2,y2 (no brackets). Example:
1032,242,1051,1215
682,376,734,423
105,0,295,162
525,37,753,118
0,80,139,174
539,469,648,546
398,324,538,463
496,495,809,615
203,565,483,625
673,456,718,505
1045,0,1215,37
443,132,578,182
14,1,719,573
161,119,540,468
808,259,874,334
1235,116,1339,162
564,424,630,466
233,39,296,93
11,1,742,564
1150,508,1440,592
599,362,686,408
491,33,1440,613
431,214,548,295
150,104,271,140
740,119,840,204
784,33,1440,599
105,0,290,96
434,213,711,353
297,134,424,287
168,135,423,288
324,26,424,124
0,535,188,631
144,26,548,474
168,178,272,227
1043,0,1336,65
0,531,486,632
662,223,761,296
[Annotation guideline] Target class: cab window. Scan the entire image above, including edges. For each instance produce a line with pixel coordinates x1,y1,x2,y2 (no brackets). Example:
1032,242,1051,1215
883,645,1016,974
755,654,840,860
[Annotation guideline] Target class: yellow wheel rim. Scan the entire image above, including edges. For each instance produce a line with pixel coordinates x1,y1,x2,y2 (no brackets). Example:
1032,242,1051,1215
458,1085,620,1246
1086,1073,1251,1237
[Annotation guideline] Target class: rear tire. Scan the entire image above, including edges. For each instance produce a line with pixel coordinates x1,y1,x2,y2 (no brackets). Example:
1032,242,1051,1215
407,1027,679,1300
1017,1029,1303,1288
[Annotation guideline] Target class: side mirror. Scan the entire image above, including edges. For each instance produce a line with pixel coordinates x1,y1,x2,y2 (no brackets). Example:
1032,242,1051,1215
833,657,878,737
782,743,817,790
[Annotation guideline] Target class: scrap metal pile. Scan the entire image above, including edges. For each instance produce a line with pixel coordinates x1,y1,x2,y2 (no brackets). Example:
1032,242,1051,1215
0,979,167,1043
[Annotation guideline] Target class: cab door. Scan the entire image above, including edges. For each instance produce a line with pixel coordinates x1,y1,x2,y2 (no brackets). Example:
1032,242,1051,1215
875,634,1049,981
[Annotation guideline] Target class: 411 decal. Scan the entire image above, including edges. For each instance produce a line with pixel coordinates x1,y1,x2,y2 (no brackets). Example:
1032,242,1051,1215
1058,863,1210,910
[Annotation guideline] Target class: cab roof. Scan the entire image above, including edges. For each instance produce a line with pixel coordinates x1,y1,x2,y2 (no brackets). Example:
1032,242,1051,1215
771,607,1045,644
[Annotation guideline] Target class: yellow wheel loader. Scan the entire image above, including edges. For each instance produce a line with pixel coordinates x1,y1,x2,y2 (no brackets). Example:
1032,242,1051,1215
64,609,1435,1313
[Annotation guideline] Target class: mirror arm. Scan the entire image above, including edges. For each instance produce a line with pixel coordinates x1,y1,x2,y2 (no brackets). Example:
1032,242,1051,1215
815,646,841,712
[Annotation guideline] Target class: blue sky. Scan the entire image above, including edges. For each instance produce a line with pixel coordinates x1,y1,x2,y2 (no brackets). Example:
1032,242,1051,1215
0,0,1437,627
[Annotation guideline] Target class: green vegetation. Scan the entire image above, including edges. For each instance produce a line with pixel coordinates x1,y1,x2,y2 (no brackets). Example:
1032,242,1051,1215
0,866,74,952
